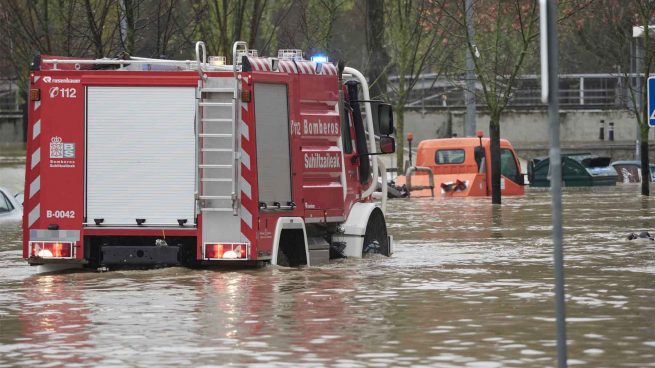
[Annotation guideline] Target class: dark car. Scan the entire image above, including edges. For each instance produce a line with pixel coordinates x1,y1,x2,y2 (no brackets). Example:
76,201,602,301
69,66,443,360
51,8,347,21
528,153,618,187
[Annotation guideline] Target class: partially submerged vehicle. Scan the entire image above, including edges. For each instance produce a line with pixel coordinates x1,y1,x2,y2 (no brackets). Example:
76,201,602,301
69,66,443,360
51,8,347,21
0,187,23,223
528,153,617,187
611,160,655,184
393,132,525,197
22,41,396,270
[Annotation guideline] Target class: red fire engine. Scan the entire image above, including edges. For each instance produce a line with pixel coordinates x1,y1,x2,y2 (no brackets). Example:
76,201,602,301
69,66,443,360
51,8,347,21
22,41,395,270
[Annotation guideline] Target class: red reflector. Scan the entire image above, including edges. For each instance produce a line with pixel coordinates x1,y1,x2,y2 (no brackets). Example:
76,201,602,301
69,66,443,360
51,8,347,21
204,243,249,260
31,241,74,258
205,243,224,259
241,90,251,103
30,89,40,101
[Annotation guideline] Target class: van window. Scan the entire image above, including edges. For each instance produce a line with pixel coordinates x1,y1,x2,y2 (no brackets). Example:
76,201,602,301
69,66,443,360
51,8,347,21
501,149,519,180
435,149,465,164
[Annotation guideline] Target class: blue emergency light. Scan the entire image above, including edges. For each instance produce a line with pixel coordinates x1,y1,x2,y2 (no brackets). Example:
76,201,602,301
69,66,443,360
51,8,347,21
311,55,329,63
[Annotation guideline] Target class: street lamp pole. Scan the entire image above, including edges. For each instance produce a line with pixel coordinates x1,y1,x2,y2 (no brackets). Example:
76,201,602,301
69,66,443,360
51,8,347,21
540,1,567,366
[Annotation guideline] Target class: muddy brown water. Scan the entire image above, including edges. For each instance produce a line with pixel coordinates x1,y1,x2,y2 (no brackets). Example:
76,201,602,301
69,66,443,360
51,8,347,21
0,162,654,367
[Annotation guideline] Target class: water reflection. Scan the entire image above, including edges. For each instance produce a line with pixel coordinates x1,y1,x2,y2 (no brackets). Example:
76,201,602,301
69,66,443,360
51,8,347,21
17,274,96,366
0,186,654,367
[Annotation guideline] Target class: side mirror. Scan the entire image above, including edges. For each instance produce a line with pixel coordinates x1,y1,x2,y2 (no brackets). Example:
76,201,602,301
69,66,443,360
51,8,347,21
379,136,395,154
527,160,535,184
375,103,394,136
516,174,525,186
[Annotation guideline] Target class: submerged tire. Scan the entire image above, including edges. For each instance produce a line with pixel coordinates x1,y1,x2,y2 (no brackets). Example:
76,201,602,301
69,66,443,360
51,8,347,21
362,208,390,257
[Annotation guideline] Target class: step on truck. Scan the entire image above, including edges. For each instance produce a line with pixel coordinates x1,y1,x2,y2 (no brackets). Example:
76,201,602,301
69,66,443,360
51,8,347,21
23,41,396,270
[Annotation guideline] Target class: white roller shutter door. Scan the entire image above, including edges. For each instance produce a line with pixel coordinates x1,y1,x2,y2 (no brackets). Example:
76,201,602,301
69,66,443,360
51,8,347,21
86,87,196,226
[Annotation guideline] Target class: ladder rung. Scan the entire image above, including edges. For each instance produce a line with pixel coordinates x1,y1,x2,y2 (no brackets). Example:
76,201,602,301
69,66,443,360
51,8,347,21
199,102,232,107
199,164,232,168
201,88,234,93
201,148,232,152
201,208,234,212
201,178,232,182
200,195,232,200
199,133,232,138
202,118,232,123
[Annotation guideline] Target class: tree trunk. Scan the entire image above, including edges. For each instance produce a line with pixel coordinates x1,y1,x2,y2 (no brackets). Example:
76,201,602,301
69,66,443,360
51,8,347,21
446,110,452,138
395,104,405,172
248,0,264,48
489,115,501,204
233,0,245,44
365,0,389,99
641,137,650,196
84,0,105,58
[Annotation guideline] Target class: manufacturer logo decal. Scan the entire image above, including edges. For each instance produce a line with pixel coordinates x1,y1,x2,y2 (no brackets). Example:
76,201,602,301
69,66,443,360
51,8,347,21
42,76,80,84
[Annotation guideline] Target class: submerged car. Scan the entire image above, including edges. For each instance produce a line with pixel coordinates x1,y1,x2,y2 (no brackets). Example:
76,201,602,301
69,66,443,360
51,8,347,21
528,153,617,187
0,187,23,222
611,160,655,183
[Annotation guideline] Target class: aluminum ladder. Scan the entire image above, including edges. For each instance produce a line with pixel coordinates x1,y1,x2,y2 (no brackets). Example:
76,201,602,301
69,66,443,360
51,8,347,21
197,77,238,215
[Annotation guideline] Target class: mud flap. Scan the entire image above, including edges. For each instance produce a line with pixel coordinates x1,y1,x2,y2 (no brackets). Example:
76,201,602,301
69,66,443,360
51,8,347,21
385,235,394,257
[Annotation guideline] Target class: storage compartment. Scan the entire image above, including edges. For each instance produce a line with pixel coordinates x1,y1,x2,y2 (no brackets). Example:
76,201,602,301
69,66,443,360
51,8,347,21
85,87,196,226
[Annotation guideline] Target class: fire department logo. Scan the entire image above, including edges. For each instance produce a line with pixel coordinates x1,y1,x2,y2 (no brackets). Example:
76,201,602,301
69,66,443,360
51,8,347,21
49,87,59,98
50,136,75,159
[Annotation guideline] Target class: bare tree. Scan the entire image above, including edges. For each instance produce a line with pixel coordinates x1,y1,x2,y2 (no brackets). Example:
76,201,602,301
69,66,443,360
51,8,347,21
572,0,655,196
365,0,390,99
277,0,352,54
83,0,119,58
191,0,283,61
386,0,454,169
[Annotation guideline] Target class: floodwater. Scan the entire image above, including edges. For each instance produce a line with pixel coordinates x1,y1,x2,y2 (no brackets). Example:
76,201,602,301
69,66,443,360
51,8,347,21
0,161,654,367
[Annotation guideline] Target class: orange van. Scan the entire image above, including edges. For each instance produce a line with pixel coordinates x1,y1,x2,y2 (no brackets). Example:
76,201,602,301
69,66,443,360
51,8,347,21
393,134,524,197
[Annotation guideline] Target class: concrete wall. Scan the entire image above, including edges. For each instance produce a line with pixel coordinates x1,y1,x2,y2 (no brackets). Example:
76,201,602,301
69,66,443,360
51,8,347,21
0,115,24,147
2,107,655,160
404,109,655,160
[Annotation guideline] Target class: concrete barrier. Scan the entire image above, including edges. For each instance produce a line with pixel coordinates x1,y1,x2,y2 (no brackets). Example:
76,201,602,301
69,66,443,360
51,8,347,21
0,114,24,146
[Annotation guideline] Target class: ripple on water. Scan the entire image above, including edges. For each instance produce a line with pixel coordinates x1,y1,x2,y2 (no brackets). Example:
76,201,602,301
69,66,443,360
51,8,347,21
1,183,655,367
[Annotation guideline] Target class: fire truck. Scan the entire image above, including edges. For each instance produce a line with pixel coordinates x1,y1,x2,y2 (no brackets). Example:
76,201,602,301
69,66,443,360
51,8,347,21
22,41,395,270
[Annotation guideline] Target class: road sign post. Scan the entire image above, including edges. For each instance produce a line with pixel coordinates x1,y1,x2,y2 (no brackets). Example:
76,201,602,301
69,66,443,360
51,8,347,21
540,0,568,367
648,77,655,127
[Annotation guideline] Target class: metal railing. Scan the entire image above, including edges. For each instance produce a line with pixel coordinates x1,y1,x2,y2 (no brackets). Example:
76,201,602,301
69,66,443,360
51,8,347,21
0,78,20,113
1,73,643,116
389,73,640,110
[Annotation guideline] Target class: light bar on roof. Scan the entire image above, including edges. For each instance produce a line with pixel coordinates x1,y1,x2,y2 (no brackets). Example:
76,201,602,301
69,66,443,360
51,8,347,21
277,49,304,61
311,55,329,63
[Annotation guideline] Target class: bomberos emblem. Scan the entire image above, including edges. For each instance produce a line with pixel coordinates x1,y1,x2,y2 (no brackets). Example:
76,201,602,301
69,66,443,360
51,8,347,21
50,136,64,158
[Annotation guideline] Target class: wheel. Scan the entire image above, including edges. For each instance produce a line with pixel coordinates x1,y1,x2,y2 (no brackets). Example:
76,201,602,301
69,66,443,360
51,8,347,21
362,208,390,257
